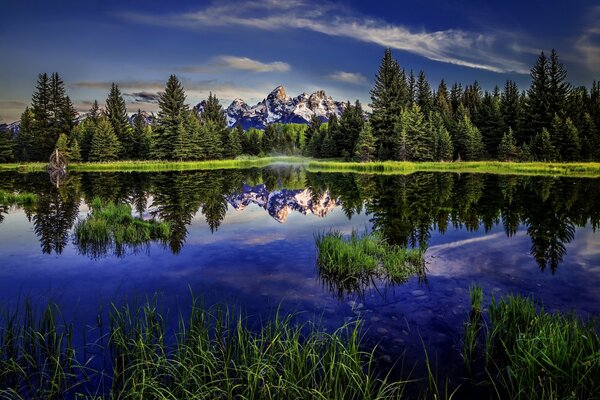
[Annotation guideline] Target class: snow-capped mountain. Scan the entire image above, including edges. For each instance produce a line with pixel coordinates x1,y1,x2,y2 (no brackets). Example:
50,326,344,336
226,183,339,223
203,85,346,130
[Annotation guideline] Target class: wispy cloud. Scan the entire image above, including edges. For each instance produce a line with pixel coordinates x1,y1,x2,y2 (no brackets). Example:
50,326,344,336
329,71,367,85
575,6,600,71
119,0,530,74
124,91,161,104
181,55,290,73
0,100,29,122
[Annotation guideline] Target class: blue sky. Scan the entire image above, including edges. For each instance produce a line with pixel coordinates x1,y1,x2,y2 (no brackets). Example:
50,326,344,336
1,0,598,122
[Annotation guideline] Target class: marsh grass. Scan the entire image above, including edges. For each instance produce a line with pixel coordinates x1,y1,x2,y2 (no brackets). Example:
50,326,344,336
315,230,426,297
465,288,600,400
0,189,37,206
68,156,307,172
1,298,406,399
462,285,483,376
74,197,170,257
307,160,600,178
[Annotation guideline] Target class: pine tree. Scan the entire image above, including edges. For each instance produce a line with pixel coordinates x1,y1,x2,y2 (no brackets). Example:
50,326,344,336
338,101,365,159
369,49,404,160
497,128,519,161
531,128,558,161
16,107,36,161
105,83,132,158
327,112,341,157
416,70,433,116
527,51,551,142
304,115,322,157
198,119,223,159
0,129,14,162
455,112,484,160
500,80,523,142
89,117,121,161
579,112,598,160
562,118,581,161
548,49,570,119
398,103,434,161
131,110,147,159
463,81,482,121
354,123,376,162
450,83,463,116
262,124,277,154
550,114,565,160
431,112,453,161
320,133,336,158
478,91,503,158
30,73,51,160
69,138,81,162
223,129,242,159
434,79,452,123
200,93,228,156
154,75,188,160
235,123,248,155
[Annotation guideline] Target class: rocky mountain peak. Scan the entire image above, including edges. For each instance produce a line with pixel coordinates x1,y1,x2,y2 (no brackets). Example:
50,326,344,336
267,85,289,102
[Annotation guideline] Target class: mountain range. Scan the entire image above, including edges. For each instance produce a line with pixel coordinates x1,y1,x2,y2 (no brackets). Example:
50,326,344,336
1,86,346,133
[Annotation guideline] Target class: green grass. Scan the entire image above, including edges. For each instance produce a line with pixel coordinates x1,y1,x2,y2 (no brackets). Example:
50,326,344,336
465,287,600,400
75,197,170,257
4,158,600,177
67,156,307,172
315,230,426,296
1,298,405,399
307,160,600,178
0,189,38,206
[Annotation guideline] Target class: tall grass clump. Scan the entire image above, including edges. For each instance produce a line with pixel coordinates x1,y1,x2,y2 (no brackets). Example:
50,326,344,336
75,197,170,257
2,298,406,399
315,230,425,296
462,284,483,376
465,289,600,400
0,301,79,399
0,189,38,206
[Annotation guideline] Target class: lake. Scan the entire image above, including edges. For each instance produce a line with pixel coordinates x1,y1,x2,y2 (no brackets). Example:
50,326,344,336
1,166,599,391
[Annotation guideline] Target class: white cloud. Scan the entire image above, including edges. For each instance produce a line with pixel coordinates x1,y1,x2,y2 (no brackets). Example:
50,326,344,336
181,55,290,73
329,71,367,85
119,0,530,74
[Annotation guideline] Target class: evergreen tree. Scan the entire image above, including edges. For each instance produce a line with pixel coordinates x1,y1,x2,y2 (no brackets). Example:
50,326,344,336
223,129,242,159
200,93,228,154
246,129,262,156
69,138,81,162
89,117,121,161
354,123,376,162
527,51,551,142
478,91,503,157
455,112,484,160
304,115,322,157
579,112,598,160
327,112,341,157
88,100,101,123
320,133,336,158
463,81,482,120
550,114,565,159
0,129,14,162
16,107,36,161
431,112,453,161
548,49,570,119
154,75,188,160
337,101,365,159
131,110,147,159
497,128,519,161
434,79,452,124
369,49,404,160
199,119,223,159
416,70,433,116
105,83,131,158
398,103,434,161
562,118,581,161
235,123,248,155
262,124,277,154
30,73,51,160
50,73,76,139
450,83,463,116
500,80,522,142
531,128,558,161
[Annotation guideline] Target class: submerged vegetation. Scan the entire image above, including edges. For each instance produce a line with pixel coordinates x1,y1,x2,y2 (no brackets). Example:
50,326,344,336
315,231,425,297
74,197,170,257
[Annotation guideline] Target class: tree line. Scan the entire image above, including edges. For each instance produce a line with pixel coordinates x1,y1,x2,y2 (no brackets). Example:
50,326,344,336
0,48,599,163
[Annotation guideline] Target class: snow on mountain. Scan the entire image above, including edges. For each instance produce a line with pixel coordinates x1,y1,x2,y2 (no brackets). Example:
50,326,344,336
226,183,339,223
204,85,346,130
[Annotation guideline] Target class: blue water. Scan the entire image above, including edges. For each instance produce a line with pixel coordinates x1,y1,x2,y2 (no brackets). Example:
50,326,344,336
1,168,599,382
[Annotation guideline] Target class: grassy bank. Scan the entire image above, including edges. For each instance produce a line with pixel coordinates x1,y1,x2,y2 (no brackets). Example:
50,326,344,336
2,158,600,177
308,160,600,178
68,156,307,172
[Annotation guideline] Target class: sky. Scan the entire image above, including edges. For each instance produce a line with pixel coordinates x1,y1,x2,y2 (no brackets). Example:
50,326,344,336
0,0,599,123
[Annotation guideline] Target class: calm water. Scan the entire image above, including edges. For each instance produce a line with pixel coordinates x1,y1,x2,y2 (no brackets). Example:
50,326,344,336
1,167,599,383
